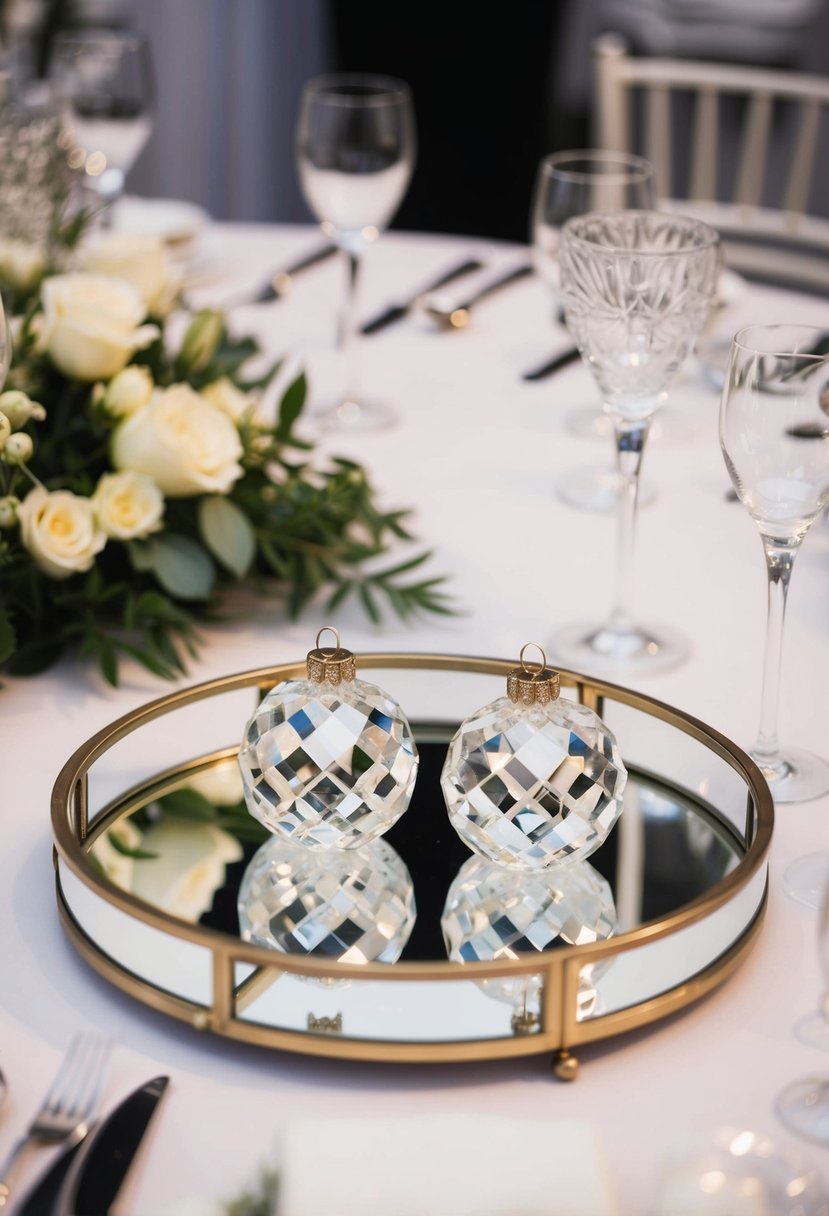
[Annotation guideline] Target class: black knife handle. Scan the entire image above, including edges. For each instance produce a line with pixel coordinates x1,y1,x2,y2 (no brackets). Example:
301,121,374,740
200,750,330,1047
256,242,337,302
522,345,581,381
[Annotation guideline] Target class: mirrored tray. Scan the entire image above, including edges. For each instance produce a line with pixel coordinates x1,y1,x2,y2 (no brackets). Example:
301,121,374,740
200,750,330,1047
51,654,773,1077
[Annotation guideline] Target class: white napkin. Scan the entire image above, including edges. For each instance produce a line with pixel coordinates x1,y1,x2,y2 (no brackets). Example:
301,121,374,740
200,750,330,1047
278,1115,619,1216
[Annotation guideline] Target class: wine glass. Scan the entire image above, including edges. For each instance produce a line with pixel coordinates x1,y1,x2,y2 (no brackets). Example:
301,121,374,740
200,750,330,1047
531,151,658,513
777,882,829,1144
50,28,154,217
720,325,829,805
551,210,719,676
296,73,416,432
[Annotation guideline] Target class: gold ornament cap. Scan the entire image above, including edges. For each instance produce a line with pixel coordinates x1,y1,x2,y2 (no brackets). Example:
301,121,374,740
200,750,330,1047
306,626,357,685
507,643,560,706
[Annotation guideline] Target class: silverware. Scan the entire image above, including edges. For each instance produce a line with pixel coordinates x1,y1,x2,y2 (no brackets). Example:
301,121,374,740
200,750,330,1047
786,422,829,439
0,1069,6,1113
52,1075,169,1216
361,257,484,334
0,1034,110,1209
16,1124,96,1215
521,345,581,381
424,263,534,328
212,241,337,310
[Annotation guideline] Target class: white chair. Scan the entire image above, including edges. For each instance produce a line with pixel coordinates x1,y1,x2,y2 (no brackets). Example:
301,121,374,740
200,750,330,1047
593,32,829,290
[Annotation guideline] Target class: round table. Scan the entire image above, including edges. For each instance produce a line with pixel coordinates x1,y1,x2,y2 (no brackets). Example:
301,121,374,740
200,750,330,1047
3,221,829,1214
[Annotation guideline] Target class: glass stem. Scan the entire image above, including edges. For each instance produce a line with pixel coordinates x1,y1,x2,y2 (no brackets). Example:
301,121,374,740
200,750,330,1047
753,538,798,772
341,250,362,408
609,418,650,633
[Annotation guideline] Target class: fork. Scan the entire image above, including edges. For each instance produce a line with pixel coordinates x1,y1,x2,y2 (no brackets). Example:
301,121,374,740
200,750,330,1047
0,1034,111,1208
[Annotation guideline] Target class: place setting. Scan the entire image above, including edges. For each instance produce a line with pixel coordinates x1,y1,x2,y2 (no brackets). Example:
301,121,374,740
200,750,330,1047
2,8,829,1213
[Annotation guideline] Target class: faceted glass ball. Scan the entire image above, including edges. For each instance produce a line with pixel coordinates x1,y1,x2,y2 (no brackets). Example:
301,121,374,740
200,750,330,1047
239,676,419,849
441,694,626,870
441,855,617,1017
238,834,416,970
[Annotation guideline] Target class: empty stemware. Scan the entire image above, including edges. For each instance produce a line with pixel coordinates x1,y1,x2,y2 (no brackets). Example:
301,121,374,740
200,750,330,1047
551,209,719,676
50,28,154,219
720,324,829,805
296,72,416,432
530,150,658,513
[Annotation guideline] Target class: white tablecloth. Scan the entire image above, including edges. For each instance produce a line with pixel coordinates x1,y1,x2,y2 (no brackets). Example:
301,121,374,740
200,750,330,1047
2,222,829,1214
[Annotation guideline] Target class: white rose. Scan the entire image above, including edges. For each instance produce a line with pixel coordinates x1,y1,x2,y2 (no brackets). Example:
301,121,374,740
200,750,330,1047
186,759,245,806
18,486,106,579
79,232,182,316
91,819,144,892
101,365,154,418
111,383,244,497
201,377,258,422
0,238,45,293
128,820,243,922
40,273,159,382
92,470,164,540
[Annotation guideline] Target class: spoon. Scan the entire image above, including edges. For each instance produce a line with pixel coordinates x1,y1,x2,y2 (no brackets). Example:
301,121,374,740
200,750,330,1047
425,263,533,328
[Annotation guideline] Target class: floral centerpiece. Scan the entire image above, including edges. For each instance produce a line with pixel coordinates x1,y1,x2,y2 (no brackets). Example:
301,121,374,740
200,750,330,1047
0,228,449,684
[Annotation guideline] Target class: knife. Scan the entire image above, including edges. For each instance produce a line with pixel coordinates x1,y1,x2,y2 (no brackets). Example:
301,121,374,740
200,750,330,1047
52,1075,169,1216
361,257,484,334
521,345,581,381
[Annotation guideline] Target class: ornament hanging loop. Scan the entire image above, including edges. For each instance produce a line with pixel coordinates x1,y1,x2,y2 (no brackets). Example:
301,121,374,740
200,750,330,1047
508,642,560,706
307,625,357,685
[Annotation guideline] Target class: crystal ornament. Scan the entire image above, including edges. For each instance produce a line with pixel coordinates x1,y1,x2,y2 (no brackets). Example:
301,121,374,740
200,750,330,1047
441,645,627,870
442,855,617,1019
239,628,418,849
238,834,416,971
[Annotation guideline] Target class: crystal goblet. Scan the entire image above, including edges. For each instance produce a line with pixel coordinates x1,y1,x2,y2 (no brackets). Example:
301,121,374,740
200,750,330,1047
720,325,829,805
530,151,657,513
296,73,416,432
551,210,719,676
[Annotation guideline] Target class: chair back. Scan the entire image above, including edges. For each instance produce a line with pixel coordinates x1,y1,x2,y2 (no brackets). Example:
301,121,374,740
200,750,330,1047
593,32,829,290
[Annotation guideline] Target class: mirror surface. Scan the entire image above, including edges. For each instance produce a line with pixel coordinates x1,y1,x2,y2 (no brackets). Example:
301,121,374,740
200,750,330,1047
84,724,743,1037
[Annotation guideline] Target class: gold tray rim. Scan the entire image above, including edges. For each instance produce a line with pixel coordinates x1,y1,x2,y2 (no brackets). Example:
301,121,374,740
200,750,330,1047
51,652,774,1068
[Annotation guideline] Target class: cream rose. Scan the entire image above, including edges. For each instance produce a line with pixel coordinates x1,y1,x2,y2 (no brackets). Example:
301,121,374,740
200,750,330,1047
0,238,45,293
101,365,154,418
111,383,244,497
18,486,106,579
201,377,258,422
92,470,164,540
79,232,181,317
128,820,243,922
40,273,159,382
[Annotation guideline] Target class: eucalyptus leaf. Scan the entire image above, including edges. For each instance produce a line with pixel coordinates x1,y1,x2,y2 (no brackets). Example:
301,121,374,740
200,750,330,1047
198,496,256,578
143,534,215,601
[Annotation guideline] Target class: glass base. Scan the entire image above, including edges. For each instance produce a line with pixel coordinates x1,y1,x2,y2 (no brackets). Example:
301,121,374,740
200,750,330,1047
775,1075,829,1145
550,618,691,678
556,464,657,513
753,749,829,806
783,851,829,910
309,396,396,434
794,1012,829,1050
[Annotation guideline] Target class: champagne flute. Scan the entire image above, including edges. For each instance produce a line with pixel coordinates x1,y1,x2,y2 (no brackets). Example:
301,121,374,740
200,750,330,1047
50,28,154,217
551,210,719,676
531,151,658,512
296,73,416,432
720,325,829,805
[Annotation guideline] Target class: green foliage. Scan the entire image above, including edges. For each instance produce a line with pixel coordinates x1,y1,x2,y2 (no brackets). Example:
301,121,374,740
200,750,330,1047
0,279,452,685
